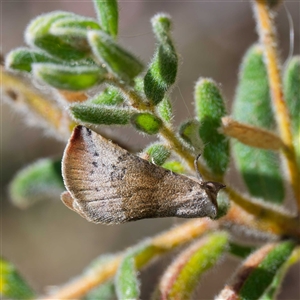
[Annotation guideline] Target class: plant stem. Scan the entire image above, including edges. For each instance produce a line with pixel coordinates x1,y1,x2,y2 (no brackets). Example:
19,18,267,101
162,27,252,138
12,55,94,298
41,218,217,299
223,202,300,239
115,77,299,236
252,0,300,211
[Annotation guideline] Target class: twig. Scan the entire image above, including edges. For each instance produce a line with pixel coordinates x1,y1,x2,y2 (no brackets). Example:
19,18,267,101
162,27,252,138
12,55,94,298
252,0,300,210
41,218,217,299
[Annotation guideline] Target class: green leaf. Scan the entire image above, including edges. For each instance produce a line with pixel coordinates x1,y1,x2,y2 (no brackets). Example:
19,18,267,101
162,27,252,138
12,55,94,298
233,44,284,203
214,192,230,219
284,57,300,131
93,0,118,38
25,11,89,60
33,63,106,91
143,143,171,166
116,255,139,299
158,232,228,299
259,247,299,300
9,158,64,209
284,56,300,169
195,78,229,176
157,97,173,123
70,103,133,125
84,280,116,300
144,14,178,105
0,257,35,299
88,86,124,106
5,48,61,72
51,16,101,31
179,119,202,152
49,16,101,52
115,241,164,300
88,30,143,83
131,113,162,135
228,242,256,259
239,241,295,300
162,161,186,174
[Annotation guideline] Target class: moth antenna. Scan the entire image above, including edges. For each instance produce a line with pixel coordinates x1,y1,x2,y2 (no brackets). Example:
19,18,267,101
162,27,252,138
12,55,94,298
194,154,204,182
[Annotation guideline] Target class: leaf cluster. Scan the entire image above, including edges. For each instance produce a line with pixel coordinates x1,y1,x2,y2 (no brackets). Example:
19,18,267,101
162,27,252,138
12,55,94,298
2,0,300,299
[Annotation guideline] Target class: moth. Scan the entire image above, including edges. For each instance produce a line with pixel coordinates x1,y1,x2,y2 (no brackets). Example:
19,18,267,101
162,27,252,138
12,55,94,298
61,125,225,224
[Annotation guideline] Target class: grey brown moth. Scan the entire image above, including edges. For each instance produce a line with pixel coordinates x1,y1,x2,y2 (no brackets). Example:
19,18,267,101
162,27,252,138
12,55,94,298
61,125,225,224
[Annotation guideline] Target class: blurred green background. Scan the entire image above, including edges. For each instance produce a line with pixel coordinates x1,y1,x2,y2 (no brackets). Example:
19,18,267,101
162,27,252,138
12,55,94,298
1,1,299,298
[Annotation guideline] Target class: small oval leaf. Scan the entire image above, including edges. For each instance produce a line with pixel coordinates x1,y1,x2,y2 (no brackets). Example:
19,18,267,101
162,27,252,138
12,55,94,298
33,63,107,91
25,11,88,60
0,257,35,299
239,241,295,299
162,161,186,174
70,103,133,125
195,78,229,176
158,232,228,299
142,143,171,166
9,158,64,208
5,48,60,73
144,14,178,105
93,0,118,38
88,30,143,83
88,86,124,106
131,113,162,135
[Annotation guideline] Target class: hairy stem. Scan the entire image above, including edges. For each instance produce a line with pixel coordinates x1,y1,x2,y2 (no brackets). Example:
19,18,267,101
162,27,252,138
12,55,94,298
252,0,300,210
42,219,217,299
115,77,298,237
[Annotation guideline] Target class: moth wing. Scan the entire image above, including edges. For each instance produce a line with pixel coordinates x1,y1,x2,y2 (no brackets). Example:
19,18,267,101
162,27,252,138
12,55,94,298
62,126,190,224
61,191,88,219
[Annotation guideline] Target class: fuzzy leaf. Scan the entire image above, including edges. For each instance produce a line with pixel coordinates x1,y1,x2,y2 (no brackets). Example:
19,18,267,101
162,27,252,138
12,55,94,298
25,11,89,60
88,30,143,83
233,44,284,203
131,113,162,135
195,78,229,176
179,119,202,152
49,16,101,51
71,103,133,125
158,232,228,299
228,242,256,259
284,56,300,134
215,192,230,219
157,97,173,123
9,158,64,209
239,241,295,299
221,117,283,150
33,63,106,91
115,241,164,300
88,86,124,106
51,16,101,31
84,280,116,300
5,48,60,72
143,143,171,166
116,256,139,299
144,14,178,105
284,56,300,169
93,0,118,38
0,258,35,299
162,161,185,174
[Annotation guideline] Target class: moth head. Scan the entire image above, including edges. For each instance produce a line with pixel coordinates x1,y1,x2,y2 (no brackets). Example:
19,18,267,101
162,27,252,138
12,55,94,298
200,181,226,208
